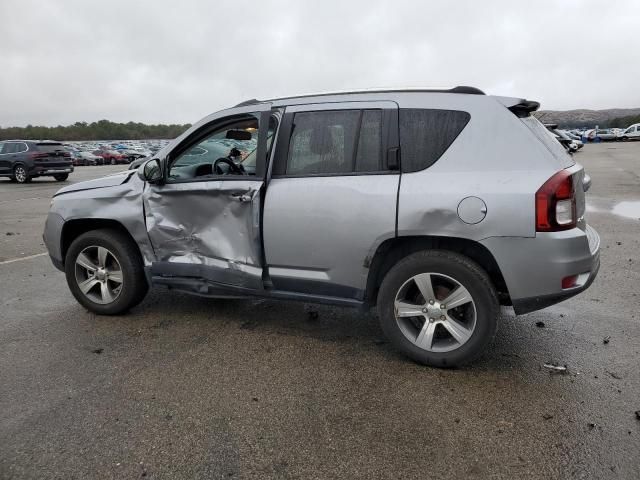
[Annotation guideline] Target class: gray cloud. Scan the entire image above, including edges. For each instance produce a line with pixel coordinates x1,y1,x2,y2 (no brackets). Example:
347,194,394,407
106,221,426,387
1,0,638,126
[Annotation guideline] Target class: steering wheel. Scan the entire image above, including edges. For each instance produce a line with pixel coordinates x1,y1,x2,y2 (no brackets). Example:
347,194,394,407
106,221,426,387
213,157,245,175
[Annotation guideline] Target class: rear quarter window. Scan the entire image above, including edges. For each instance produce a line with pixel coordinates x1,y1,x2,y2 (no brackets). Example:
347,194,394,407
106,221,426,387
399,109,470,173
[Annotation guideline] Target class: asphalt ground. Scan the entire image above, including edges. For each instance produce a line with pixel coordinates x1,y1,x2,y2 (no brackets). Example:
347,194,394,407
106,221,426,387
1,145,639,479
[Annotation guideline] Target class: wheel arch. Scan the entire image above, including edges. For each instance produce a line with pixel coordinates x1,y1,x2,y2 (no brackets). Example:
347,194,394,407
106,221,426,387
60,218,143,267
365,235,510,307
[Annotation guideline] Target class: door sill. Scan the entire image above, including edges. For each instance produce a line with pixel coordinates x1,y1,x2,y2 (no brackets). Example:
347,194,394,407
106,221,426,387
151,275,365,309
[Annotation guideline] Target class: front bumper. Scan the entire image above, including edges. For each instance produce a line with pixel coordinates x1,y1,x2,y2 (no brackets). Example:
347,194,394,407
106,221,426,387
43,212,65,271
481,225,601,315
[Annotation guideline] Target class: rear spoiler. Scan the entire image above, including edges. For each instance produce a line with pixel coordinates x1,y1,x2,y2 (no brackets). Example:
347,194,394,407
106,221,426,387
494,97,540,118
508,100,540,118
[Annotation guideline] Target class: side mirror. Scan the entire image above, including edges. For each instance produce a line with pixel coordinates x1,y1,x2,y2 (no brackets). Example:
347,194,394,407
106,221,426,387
140,158,163,184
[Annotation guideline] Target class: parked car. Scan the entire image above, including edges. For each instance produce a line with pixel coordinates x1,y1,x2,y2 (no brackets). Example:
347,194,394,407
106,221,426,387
584,129,616,142
545,124,578,153
127,156,150,170
0,140,74,183
93,149,128,165
562,130,584,148
43,87,600,367
617,123,640,141
74,151,102,166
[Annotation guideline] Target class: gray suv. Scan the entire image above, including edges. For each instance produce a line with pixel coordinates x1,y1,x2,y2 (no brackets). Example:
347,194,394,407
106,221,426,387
43,87,600,367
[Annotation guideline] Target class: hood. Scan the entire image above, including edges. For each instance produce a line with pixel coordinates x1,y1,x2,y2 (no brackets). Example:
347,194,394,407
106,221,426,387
54,170,136,196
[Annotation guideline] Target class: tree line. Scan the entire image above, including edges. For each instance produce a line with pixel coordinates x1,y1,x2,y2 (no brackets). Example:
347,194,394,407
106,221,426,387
0,120,191,141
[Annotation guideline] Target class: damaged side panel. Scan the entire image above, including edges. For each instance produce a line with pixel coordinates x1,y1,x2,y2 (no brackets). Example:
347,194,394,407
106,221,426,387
143,179,264,289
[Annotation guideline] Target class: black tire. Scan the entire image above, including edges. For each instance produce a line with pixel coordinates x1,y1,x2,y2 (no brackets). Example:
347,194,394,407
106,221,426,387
13,165,31,183
53,173,69,181
377,250,499,368
65,229,148,315
621,136,628,142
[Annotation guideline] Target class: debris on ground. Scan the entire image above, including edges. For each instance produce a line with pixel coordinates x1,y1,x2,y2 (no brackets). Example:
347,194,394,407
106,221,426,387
91,348,104,354
543,363,568,374
588,422,596,430
542,414,554,420
616,241,622,245
603,336,611,344
6,232,15,236
634,411,640,421
607,371,623,380
535,321,545,328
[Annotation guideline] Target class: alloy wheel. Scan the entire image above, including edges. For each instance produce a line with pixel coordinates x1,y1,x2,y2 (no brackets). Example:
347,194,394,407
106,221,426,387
74,246,123,304
14,166,27,183
394,272,477,353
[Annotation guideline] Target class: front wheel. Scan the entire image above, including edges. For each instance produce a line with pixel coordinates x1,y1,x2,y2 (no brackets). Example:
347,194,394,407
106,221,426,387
54,173,69,181
377,250,499,367
65,229,148,315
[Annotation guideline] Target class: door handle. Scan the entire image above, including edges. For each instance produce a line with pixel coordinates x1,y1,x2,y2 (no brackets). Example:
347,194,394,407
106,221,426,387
230,192,253,202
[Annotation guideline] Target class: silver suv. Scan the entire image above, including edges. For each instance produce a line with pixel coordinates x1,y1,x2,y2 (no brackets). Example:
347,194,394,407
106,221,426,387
43,87,600,367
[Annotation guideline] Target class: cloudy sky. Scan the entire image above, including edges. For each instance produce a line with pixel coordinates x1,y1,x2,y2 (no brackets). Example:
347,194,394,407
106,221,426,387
1,0,638,126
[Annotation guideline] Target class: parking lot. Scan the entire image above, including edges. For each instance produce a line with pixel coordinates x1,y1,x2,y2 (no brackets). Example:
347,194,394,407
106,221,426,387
0,144,639,479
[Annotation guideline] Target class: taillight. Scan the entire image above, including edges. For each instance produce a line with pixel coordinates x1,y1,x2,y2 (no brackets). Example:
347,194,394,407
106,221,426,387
536,169,576,231
30,153,48,160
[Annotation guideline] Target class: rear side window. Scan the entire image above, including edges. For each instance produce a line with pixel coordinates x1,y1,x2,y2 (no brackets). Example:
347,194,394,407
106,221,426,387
355,110,383,172
399,109,470,173
287,110,359,175
2,143,18,154
285,109,384,176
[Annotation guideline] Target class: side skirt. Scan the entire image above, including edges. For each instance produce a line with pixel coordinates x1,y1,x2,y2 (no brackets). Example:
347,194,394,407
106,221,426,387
151,275,366,309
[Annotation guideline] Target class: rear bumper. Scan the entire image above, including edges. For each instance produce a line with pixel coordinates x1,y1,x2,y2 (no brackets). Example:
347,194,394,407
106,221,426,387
31,165,74,176
481,225,600,315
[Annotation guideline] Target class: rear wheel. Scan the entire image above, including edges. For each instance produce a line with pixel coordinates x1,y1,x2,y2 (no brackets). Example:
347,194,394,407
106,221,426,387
13,165,30,183
377,250,499,367
54,173,69,181
65,229,148,315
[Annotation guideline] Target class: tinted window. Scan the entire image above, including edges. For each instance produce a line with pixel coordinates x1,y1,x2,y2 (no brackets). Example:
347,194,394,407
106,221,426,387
35,143,65,153
287,110,359,175
399,109,471,173
15,142,28,153
285,109,384,176
2,143,18,154
355,110,383,172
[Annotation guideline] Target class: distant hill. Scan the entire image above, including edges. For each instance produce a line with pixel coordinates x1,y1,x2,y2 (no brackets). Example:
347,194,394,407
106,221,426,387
534,108,640,128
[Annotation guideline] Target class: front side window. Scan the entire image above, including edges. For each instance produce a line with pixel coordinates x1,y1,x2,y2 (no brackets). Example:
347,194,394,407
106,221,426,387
399,109,471,173
168,116,261,182
285,109,384,176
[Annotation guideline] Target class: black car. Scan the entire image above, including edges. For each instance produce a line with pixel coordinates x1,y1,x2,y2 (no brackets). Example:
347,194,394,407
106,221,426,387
0,140,74,183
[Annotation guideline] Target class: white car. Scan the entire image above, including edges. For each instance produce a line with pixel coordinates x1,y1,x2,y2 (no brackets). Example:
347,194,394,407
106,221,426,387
618,123,640,141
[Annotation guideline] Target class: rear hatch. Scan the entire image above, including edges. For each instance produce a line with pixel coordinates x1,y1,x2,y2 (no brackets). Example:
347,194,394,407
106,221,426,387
34,142,72,167
503,99,587,232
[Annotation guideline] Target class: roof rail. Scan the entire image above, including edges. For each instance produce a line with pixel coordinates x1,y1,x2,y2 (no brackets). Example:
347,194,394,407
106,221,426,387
233,86,485,107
